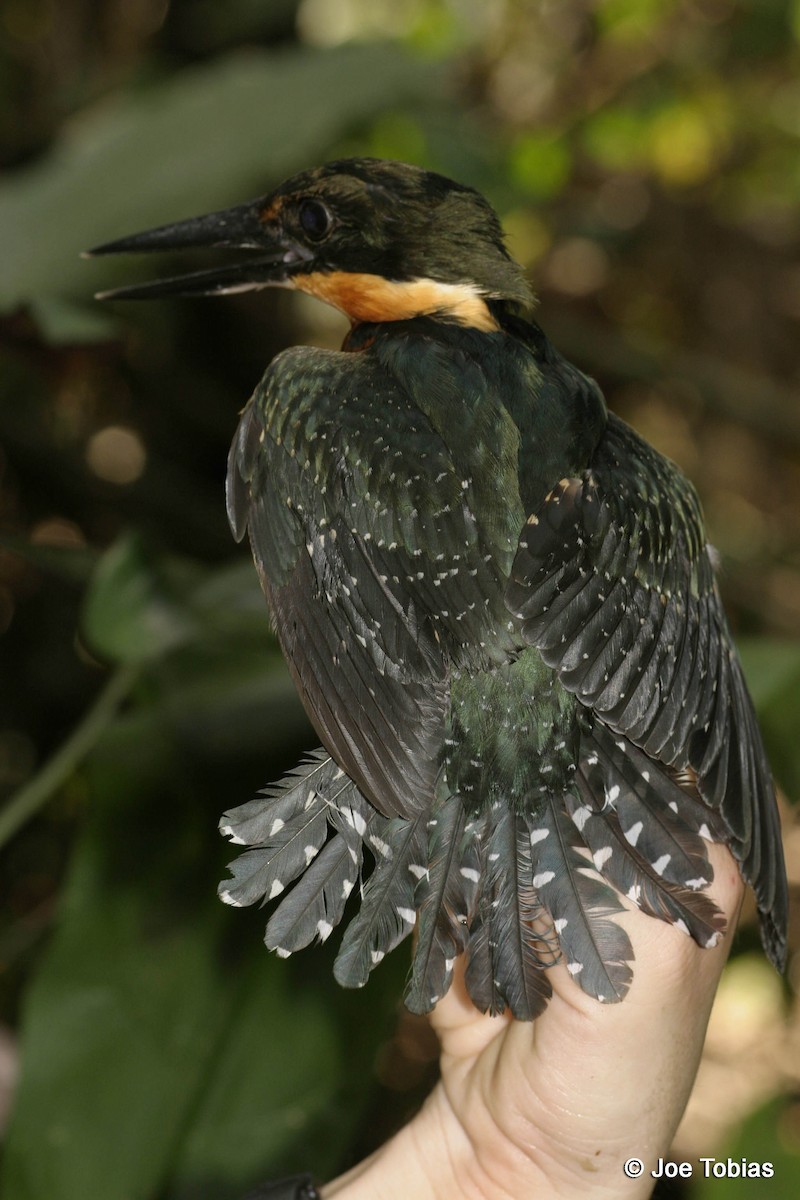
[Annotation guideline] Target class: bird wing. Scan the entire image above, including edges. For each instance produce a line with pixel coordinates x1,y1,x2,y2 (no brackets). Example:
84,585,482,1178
226,344,462,819
506,412,787,968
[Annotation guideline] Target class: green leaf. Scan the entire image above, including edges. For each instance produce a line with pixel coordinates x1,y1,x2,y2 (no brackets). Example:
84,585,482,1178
738,638,800,798
0,719,349,1200
0,534,98,586
582,107,649,172
82,535,202,664
166,965,341,1198
596,0,675,42
690,1097,800,1199
82,534,289,667
737,638,800,711
508,132,572,201
0,43,437,333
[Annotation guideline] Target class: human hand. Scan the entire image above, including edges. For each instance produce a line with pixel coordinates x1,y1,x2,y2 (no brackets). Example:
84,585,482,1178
322,842,743,1200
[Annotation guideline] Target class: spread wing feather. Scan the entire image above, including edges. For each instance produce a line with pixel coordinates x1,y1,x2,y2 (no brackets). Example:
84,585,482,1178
506,413,787,970
220,325,786,1018
226,351,452,820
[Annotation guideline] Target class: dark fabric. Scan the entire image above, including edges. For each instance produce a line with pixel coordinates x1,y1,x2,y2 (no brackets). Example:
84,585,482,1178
240,1173,320,1200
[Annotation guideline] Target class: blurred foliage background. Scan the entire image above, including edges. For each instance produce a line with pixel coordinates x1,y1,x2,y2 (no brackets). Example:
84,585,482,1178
0,0,799,1196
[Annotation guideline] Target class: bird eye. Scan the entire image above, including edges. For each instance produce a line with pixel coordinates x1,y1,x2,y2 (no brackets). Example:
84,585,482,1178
298,198,332,241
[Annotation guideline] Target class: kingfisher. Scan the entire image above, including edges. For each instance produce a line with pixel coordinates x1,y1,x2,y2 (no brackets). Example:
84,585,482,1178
89,158,787,1019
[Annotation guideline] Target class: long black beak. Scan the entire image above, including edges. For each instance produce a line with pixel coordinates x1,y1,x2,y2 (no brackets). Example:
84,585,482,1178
85,198,312,300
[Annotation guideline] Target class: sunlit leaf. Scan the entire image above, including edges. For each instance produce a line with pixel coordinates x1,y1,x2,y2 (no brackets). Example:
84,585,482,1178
648,96,730,187
595,0,676,42
582,107,650,172
508,132,572,201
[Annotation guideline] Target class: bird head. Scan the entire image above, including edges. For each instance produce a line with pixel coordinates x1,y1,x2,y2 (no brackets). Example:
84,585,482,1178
87,158,534,330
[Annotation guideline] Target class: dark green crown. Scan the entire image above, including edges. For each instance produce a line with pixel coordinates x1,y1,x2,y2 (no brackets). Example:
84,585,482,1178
274,158,534,312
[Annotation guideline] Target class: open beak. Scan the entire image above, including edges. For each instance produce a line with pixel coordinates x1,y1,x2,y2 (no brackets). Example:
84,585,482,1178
85,198,312,301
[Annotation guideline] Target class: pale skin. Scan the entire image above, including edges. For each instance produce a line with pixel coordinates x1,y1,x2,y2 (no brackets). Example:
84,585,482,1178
323,842,743,1200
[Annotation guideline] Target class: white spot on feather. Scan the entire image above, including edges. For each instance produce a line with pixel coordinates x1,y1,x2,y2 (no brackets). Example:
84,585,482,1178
572,805,592,831
269,818,285,836
529,828,549,846
317,920,334,941
348,809,367,836
652,854,671,876
269,879,285,900
304,844,319,865
220,823,246,845
460,867,480,883
567,962,583,976
275,947,292,959
533,870,555,887
219,889,243,908
554,918,568,933
624,821,643,847
397,907,416,925
593,846,613,870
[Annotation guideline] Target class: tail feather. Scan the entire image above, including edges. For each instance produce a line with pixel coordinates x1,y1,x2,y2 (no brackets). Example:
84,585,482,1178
219,724,743,1018
265,832,363,954
569,775,725,949
219,753,376,923
584,723,719,892
219,748,341,845
333,815,426,989
464,804,555,1019
218,796,328,910
405,794,472,1013
532,792,634,1003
